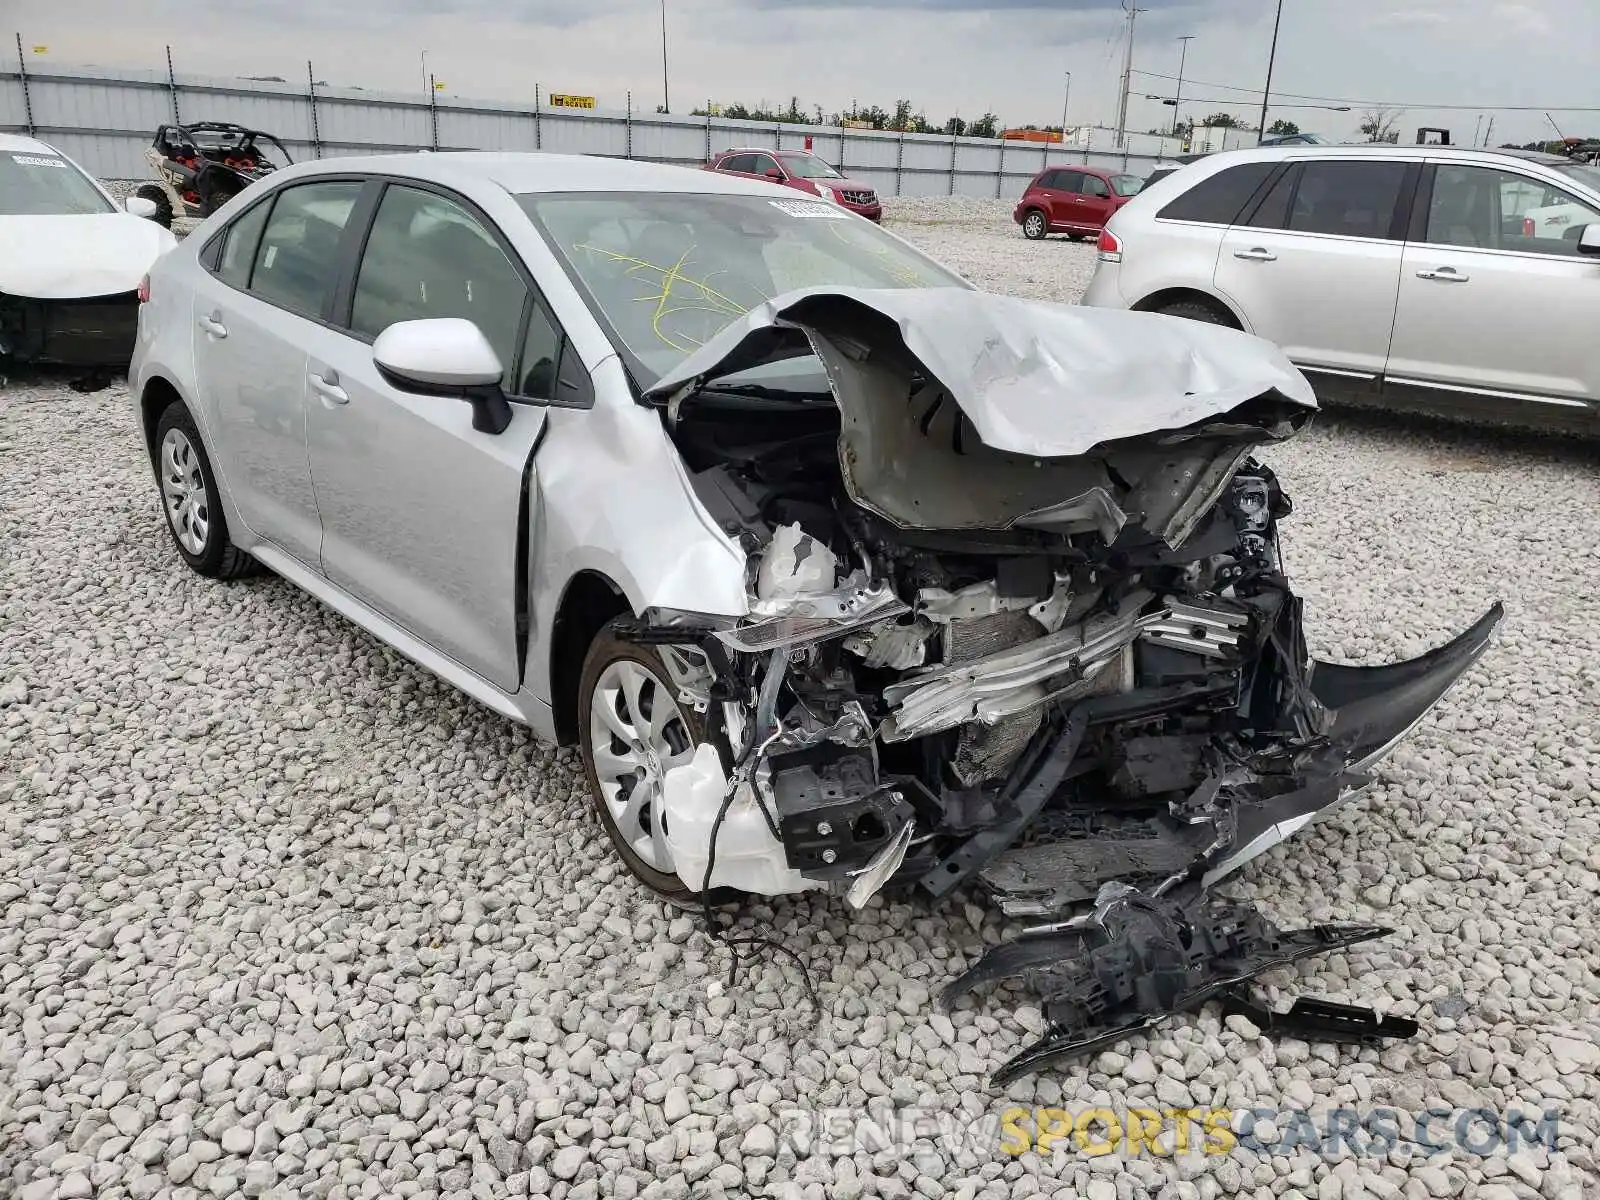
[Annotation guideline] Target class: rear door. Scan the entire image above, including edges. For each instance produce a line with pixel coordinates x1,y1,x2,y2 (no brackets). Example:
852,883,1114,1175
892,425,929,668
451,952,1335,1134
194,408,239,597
189,178,366,566
1385,161,1600,417
1046,169,1086,229
1213,157,1415,377
298,180,570,692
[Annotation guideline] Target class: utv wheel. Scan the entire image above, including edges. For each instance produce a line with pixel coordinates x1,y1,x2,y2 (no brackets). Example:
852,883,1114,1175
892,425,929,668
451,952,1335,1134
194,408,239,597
1151,298,1236,327
135,184,174,229
1022,209,1049,240
578,621,712,906
153,401,259,580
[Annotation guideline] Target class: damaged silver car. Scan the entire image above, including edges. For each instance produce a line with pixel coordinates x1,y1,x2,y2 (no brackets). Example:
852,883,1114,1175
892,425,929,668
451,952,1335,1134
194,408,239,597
131,155,1501,1082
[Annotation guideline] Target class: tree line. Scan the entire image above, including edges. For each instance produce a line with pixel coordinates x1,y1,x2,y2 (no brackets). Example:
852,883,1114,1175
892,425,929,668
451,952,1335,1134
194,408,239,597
686,97,1001,138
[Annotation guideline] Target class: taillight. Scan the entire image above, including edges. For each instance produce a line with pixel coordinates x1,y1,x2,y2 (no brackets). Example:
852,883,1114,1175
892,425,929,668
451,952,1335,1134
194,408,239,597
1523,217,1536,238
1097,228,1123,262
136,275,151,303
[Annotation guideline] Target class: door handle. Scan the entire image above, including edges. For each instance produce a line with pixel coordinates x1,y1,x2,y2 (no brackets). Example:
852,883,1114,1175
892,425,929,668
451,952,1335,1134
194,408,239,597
1416,267,1469,282
1233,247,1277,262
197,314,228,338
310,370,349,405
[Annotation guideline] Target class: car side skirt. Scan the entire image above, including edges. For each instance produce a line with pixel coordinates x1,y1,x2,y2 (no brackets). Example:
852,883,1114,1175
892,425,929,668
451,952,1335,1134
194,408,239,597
247,542,557,740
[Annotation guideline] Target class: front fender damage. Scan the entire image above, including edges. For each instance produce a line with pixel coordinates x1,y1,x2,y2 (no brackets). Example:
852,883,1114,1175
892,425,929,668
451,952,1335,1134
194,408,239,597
627,288,1503,1081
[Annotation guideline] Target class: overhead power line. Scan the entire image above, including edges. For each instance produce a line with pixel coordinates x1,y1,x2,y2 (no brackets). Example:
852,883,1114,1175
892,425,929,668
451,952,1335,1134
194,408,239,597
1131,69,1600,112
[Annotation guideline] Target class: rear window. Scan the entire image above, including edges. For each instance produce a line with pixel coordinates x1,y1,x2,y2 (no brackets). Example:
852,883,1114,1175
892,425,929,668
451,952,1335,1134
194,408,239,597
1158,162,1277,225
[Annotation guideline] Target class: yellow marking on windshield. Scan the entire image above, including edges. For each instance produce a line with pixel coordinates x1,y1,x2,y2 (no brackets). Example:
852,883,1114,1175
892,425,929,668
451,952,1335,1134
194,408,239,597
575,242,759,353
826,223,928,287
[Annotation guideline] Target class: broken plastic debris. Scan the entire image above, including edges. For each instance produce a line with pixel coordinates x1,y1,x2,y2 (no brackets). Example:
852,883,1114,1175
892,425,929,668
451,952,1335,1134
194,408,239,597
756,523,837,602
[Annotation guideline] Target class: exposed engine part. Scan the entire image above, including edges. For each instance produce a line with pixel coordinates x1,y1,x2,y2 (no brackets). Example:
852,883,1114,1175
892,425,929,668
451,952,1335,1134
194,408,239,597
945,610,1047,786
841,617,933,670
1141,600,1250,661
770,747,916,879
660,744,825,897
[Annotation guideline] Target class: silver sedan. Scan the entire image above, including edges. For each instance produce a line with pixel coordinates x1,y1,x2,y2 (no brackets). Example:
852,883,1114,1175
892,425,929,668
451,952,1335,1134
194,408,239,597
132,152,1499,1078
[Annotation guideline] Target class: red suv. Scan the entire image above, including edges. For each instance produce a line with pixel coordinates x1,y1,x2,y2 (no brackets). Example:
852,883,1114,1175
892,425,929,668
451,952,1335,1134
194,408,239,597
705,149,882,221
1014,165,1143,241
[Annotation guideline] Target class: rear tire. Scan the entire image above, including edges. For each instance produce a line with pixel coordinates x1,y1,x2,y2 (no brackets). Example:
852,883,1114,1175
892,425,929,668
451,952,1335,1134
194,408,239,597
1022,209,1049,240
152,401,260,580
135,184,174,229
1151,298,1236,327
198,177,242,218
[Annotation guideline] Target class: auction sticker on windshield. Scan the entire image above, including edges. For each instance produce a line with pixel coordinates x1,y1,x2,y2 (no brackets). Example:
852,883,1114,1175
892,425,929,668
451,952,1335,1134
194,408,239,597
12,155,67,168
769,199,850,219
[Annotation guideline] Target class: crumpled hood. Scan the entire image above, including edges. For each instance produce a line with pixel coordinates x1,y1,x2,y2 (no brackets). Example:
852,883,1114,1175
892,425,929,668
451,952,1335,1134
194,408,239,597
645,286,1316,457
0,214,178,299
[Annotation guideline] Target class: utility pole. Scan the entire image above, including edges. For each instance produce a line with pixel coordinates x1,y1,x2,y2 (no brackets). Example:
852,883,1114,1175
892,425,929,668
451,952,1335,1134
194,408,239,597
1172,35,1194,140
1256,0,1284,144
1482,115,1495,148
1114,1,1144,150
1060,71,1072,148
660,0,671,113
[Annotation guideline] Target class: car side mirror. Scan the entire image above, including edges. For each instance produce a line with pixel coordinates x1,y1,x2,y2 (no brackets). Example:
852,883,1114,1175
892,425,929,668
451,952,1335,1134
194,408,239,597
373,318,513,434
1578,224,1600,256
125,195,159,220
765,167,784,180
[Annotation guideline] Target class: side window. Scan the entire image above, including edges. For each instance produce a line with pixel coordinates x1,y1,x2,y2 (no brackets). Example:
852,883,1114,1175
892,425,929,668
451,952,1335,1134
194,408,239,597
1033,171,1059,190
350,185,528,387
1081,174,1111,198
1158,162,1277,224
1283,160,1407,239
215,198,273,290
249,181,363,319
517,303,563,399
1240,165,1297,230
719,154,756,174
1425,164,1600,255
749,154,781,177
1055,170,1085,194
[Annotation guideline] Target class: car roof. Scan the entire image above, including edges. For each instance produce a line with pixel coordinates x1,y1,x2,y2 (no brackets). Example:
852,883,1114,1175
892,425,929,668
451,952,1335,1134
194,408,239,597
259,150,806,198
1188,143,1574,167
0,132,67,155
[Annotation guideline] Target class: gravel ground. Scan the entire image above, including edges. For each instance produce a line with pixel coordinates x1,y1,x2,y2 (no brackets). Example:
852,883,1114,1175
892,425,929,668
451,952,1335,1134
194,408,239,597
3,198,1599,1200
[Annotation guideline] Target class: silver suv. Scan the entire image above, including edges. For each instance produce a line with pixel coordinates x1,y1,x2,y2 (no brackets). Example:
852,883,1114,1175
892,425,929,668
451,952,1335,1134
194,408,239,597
1082,144,1600,431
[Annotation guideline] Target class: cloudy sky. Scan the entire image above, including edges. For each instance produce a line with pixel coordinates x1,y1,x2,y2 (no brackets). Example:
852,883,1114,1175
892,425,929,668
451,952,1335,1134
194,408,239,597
9,0,1599,146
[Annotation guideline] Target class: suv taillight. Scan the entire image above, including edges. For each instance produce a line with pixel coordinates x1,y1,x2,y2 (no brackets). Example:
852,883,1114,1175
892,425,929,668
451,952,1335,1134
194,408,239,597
136,275,151,303
1523,217,1536,238
1097,228,1123,262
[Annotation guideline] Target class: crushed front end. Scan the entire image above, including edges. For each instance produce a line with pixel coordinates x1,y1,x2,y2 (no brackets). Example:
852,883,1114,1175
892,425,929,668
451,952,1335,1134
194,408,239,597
628,289,1502,1080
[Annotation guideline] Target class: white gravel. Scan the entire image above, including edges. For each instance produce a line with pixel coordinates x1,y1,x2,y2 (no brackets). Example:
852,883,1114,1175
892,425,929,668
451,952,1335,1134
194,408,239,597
3,199,1599,1200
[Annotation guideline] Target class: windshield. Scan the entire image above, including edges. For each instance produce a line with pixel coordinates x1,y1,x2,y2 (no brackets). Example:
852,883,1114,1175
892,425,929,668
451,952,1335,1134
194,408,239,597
519,191,967,381
1110,173,1143,197
0,151,114,216
779,153,842,180
1554,161,1600,193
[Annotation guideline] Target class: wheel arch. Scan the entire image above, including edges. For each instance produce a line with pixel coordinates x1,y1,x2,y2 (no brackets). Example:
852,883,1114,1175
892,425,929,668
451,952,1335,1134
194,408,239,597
549,570,632,746
1131,287,1247,330
138,374,186,464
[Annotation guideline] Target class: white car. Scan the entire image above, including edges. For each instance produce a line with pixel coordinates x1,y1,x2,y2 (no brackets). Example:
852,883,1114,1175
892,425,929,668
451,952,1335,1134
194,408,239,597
1082,144,1600,432
0,133,176,370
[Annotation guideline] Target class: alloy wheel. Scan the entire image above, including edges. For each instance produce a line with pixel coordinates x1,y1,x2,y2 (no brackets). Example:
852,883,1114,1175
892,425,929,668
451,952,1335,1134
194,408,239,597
160,428,209,556
587,659,697,874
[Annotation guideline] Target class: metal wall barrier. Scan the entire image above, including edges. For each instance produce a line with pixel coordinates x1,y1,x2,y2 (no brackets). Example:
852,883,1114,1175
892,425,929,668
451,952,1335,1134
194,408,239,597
2,56,1170,197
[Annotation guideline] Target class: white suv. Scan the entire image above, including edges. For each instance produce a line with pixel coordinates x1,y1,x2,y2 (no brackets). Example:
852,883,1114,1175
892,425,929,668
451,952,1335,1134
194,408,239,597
1082,144,1600,431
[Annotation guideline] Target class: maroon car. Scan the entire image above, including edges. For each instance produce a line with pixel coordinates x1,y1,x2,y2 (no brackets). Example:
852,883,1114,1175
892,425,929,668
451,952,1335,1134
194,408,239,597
1014,165,1143,241
705,148,882,221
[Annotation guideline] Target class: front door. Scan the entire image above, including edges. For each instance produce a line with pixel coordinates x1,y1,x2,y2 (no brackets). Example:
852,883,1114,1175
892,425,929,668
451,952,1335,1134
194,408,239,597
191,179,366,566
1386,162,1600,416
1212,158,1413,376
302,182,557,692
1075,173,1117,231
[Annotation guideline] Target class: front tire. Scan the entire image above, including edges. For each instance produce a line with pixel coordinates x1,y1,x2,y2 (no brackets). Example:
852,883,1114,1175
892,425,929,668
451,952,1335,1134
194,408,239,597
1022,209,1049,240
152,401,259,579
578,623,712,905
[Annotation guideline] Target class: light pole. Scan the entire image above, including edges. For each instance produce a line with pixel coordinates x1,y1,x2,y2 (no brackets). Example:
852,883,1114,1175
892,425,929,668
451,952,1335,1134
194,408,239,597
1173,35,1194,143
660,0,670,113
1060,71,1072,150
1256,0,1284,143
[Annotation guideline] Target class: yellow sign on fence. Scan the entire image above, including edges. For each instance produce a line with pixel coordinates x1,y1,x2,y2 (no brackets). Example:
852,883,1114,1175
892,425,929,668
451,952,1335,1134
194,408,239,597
549,94,597,110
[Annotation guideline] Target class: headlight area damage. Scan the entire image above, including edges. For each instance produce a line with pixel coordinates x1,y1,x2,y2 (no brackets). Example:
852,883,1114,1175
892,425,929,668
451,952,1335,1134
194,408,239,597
626,289,1502,1082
